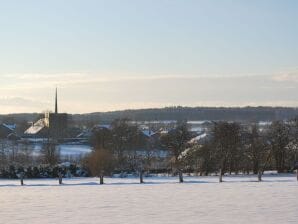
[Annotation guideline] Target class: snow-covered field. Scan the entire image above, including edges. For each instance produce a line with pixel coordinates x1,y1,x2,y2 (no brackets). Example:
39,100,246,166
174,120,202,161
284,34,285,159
0,175,297,224
32,143,92,157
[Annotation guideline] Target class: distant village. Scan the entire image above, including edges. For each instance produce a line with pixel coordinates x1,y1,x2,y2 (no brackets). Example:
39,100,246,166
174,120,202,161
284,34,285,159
1,89,297,181
0,89,274,159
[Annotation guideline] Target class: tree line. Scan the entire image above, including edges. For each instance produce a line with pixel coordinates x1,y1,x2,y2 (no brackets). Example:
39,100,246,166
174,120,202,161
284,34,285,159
2,106,298,129
1,118,298,184
86,118,298,184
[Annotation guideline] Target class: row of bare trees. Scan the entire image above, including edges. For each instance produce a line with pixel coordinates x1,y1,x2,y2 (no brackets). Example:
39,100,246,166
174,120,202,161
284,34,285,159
0,140,60,168
181,120,298,182
85,119,148,184
2,118,298,184
85,118,298,184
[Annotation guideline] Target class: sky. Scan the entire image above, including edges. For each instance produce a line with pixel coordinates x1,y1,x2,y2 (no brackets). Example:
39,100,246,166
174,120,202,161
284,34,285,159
0,0,298,114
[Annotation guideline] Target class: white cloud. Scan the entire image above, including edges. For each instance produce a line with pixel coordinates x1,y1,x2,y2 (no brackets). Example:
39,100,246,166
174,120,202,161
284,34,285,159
272,72,298,82
1,72,298,114
0,97,45,107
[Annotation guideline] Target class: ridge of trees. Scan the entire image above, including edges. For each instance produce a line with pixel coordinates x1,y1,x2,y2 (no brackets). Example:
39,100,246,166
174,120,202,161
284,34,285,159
1,106,298,128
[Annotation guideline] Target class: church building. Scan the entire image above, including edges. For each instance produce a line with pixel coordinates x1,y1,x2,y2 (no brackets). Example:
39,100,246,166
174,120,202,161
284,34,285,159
24,88,68,139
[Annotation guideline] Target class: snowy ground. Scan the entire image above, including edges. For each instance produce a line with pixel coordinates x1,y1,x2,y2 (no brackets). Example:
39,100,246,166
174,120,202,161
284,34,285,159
0,175,297,224
32,143,92,157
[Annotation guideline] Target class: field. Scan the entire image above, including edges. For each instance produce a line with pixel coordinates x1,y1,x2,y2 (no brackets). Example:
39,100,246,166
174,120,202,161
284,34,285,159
0,174,297,224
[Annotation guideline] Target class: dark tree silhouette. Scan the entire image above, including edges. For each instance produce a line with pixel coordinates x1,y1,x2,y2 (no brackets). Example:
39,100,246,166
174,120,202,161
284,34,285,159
161,121,192,182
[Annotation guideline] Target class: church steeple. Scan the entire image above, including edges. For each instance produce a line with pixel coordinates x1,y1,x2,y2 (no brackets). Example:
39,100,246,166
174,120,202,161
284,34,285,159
55,87,58,114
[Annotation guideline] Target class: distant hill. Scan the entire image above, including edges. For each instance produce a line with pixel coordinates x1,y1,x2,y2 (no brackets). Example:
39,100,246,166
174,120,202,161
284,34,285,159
1,107,298,125
71,106,298,124
0,113,41,124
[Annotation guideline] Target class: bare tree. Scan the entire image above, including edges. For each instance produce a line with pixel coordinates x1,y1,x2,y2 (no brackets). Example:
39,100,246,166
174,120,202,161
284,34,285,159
86,148,115,184
212,122,241,182
110,119,145,175
41,142,59,166
244,124,271,181
161,121,192,183
267,121,290,173
91,126,112,149
287,119,298,173
185,142,216,176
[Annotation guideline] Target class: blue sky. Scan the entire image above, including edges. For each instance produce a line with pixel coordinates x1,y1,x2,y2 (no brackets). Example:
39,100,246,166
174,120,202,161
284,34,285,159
0,0,298,113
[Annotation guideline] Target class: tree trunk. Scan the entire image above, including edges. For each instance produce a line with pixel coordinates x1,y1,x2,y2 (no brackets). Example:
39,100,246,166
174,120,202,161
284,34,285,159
20,173,24,186
258,171,262,182
179,170,183,183
219,168,223,183
253,161,259,175
140,170,144,184
99,175,104,185
100,171,104,185
58,172,63,185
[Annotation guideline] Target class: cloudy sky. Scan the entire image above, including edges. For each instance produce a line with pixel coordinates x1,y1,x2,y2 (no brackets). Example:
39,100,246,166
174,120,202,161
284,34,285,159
0,0,298,114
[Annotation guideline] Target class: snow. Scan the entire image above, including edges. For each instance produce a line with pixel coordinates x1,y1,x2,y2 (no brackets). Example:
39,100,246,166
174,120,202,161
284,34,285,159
24,119,47,135
188,120,211,125
259,121,272,126
142,130,156,137
94,124,111,129
0,174,297,224
134,149,169,158
58,144,92,156
31,144,92,157
189,133,207,144
23,138,49,143
2,123,16,131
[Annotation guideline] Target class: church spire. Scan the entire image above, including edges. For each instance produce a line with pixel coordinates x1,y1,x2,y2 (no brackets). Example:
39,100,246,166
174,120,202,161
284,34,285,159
55,87,58,114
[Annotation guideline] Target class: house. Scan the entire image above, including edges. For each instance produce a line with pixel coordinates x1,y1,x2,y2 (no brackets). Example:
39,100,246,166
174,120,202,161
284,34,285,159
24,117,49,138
188,132,209,145
0,123,16,139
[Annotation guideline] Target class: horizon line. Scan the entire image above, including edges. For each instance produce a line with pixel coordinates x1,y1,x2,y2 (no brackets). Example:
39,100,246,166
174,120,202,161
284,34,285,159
1,105,298,116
